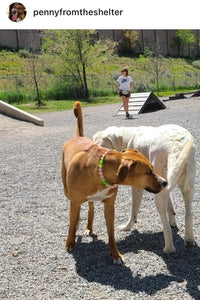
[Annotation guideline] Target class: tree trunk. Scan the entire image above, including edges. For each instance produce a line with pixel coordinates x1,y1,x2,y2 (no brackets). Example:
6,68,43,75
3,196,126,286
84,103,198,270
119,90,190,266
32,61,41,107
82,63,89,99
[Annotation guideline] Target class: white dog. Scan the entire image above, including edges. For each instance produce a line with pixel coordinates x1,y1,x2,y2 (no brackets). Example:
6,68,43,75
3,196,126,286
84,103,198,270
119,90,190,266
93,124,196,254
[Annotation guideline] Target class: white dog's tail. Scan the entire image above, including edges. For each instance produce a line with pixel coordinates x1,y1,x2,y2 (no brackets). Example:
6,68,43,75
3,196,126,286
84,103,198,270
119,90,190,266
167,138,194,190
73,101,84,137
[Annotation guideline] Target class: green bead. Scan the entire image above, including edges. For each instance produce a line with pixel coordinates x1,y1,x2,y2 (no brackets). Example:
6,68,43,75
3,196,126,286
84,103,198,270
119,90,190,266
101,178,109,187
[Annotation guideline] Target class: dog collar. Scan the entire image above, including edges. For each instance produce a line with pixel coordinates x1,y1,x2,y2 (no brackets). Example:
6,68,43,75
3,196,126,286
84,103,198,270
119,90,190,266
98,150,118,189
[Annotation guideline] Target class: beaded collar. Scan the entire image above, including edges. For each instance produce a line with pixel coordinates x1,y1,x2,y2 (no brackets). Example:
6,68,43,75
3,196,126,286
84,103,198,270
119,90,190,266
98,150,118,189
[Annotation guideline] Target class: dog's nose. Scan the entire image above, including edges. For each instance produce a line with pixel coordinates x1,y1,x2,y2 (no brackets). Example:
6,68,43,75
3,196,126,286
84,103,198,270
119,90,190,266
158,176,167,188
162,180,168,188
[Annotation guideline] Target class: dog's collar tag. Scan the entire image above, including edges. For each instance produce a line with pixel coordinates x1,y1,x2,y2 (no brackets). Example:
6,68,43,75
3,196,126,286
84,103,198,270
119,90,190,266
99,150,118,189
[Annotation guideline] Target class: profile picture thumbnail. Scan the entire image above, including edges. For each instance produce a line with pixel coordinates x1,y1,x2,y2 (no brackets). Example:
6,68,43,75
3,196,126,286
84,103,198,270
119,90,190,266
9,3,26,22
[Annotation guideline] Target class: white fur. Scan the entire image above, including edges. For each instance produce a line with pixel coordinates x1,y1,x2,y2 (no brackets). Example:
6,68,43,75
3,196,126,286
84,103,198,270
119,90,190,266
87,188,114,202
93,124,196,253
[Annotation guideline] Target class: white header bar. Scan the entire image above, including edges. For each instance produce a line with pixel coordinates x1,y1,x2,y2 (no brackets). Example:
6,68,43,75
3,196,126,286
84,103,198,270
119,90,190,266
1,0,200,29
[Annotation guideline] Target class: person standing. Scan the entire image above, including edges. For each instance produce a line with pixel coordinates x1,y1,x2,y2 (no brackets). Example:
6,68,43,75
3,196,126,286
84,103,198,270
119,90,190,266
115,67,134,119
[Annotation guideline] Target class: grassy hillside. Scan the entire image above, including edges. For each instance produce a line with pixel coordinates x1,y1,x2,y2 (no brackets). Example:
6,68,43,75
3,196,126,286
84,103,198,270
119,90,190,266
0,49,198,76
0,49,200,113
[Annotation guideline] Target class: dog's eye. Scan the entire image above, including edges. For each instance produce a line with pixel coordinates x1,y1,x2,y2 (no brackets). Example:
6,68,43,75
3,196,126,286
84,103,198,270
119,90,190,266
146,170,152,175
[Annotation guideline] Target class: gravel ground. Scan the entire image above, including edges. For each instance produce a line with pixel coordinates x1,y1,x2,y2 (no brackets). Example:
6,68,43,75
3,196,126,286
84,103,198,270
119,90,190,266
0,97,200,300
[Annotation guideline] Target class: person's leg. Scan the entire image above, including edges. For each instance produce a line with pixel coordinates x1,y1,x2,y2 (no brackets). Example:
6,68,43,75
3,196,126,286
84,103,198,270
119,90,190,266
122,96,129,114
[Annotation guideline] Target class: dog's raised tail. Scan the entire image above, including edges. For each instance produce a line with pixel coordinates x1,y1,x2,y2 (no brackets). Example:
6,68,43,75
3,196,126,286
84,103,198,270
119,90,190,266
167,138,195,190
73,101,84,137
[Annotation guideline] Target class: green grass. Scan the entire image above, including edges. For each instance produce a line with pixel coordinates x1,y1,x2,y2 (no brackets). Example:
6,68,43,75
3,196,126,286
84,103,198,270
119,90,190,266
14,86,200,114
14,96,121,114
155,87,200,97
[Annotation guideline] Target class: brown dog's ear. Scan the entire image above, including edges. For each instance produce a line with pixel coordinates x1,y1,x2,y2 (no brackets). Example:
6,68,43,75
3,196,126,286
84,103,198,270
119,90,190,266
9,4,13,18
129,161,137,172
117,161,137,182
117,165,128,182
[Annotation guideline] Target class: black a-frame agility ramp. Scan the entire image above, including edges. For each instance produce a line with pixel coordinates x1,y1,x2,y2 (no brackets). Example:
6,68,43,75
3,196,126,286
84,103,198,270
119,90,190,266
115,92,167,116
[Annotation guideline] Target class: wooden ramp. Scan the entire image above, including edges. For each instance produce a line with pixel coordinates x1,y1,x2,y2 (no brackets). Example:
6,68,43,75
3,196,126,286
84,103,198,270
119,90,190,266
0,100,44,126
169,90,200,100
115,92,166,116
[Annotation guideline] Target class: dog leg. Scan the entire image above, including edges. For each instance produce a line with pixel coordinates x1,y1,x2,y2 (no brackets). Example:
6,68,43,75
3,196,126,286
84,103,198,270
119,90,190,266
66,202,81,251
118,187,143,231
155,192,175,254
181,188,195,249
167,194,177,228
84,202,94,236
104,196,124,265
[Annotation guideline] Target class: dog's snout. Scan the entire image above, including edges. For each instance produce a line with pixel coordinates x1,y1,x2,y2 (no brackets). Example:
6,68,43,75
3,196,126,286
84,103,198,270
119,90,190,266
158,176,168,188
162,180,168,188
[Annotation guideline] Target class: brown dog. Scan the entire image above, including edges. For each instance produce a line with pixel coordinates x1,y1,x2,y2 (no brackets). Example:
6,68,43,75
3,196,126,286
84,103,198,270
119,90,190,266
9,3,26,22
61,101,167,264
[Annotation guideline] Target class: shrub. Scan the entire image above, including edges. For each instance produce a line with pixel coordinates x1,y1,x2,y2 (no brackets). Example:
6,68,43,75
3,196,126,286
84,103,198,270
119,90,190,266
0,91,35,104
192,61,200,69
18,49,30,58
44,66,55,74
111,71,120,81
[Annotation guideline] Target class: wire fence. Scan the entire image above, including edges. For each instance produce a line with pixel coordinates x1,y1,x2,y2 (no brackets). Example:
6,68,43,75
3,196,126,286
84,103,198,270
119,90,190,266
1,71,200,103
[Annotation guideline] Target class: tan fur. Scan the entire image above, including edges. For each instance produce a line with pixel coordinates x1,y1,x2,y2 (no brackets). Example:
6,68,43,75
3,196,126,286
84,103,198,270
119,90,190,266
61,101,167,264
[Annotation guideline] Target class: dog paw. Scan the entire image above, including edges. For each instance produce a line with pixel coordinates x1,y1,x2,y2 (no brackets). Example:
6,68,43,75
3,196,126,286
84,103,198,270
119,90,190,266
163,246,175,254
66,241,75,252
118,223,132,231
185,239,196,250
169,215,177,228
113,256,125,265
84,229,92,237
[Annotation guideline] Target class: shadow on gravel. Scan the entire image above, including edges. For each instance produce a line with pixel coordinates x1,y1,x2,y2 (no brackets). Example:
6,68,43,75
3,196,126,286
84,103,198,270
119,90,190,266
72,230,200,299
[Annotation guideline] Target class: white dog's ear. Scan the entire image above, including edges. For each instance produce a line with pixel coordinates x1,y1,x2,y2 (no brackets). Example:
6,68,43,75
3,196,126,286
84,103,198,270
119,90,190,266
100,133,124,151
93,133,114,149
110,133,124,151
101,137,114,149
93,129,124,151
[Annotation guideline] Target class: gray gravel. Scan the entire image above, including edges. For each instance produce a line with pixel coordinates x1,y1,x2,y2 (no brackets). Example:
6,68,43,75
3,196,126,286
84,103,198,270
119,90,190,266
1,97,200,300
